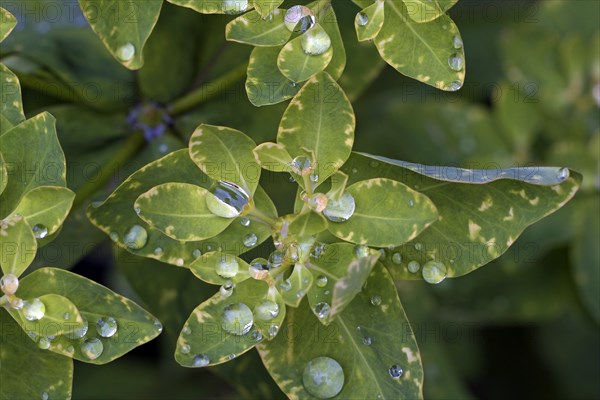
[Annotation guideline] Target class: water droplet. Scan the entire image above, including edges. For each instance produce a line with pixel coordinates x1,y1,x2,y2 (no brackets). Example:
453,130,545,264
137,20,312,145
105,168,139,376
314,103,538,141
223,0,249,14
182,326,192,335
302,357,345,399
310,172,319,183
301,26,332,56
63,312,70,320
279,279,292,292
158,144,169,154
249,258,270,280
65,315,88,339
0,273,19,294
240,217,251,227
10,298,23,309
117,43,135,62
422,260,447,284
408,199,414,207
221,303,254,336
448,52,464,71
66,345,74,353
314,302,331,319
176,258,185,267
391,253,402,265
447,80,463,91
268,251,285,268
243,233,258,247
255,301,279,321
219,282,234,300
370,295,382,306
453,34,463,49
407,260,420,274
323,193,356,222
38,337,51,350
215,254,239,279
206,181,250,218
41,391,49,400
362,336,372,346
32,224,48,239
414,242,423,251
308,193,328,212
389,364,404,379
285,5,315,33
154,319,163,333
134,207,141,215
356,11,369,26
192,249,202,258
180,343,191,354
354,245,370,259
369,161,379,168
228,353,236,360
268,324,279,337
81,338,104,360
193,353,210,367
311,243,326,259
352,168,358,174
123,225,148,250
22,298,45,321
96,317,118,338
316,275,328,288
558,168,570,181
153,247,163,256
250,329,263,341
290,156,313,175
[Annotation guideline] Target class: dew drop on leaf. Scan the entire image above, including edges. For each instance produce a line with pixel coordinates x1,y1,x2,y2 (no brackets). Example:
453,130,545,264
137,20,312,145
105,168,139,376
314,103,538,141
279,279,292,292
96,317,118,338
362,336,372,346
223,0,249,14
391,253,402,265
215,254,239,279
302,357,345,399
448,52,464,71
314,302,331,319
240,217,251,227
422,260,448,284
453,34,463,49
220,281,234,298
22,298,45,321
123,225,148,250
268,324,279,337
0,273,19,294
356,11,369,26
10,298,23,309
370,295,382,306
447,80,463,91
316,275,328,288
249,258,269,280
354,245,370,259
206,181,250,218
254,301,279,321
389,364,404,379
323,192,356,222
32,224,48,239
80,338,104,360
407,260,420,274
154,319,163,333
250,329,263,341
243,233,258,247
284,5,315,33
268,251,285,268
414,242,423,251
153,247,163,256
221,303,254,336
311,242,326,259
65,315,88,340
290,156,313,175
117,43,135,62
182,326,191,335
558,167,570,181
193,353,210,367
192,249,202,258
41,391,49,400
180,343,191,354
63,312,70,320
37,337,51,350
301,27,331,56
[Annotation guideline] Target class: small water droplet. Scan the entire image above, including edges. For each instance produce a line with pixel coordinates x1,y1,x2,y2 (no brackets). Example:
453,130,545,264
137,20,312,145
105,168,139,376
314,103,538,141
414,242,423,251
279,279,292,292
221,303,254,336
302,357,345,399
228,353,236,360
323,192,356,222
391,253,402,265
176,258,185,267
96,317,118,338
41,391,49,400
448,52,464,71
65,315,88,340
223,0,249,14
32,224,48,239
351,168,358,174
389,364,404,379
63,312,70,320
81,338,104,360
0,273,19,294
117,43,135,62
206,181,250,218
356,11,369,26
250,329,263,341
154,319,163,333
180,343,191,354
558,168,570,181
66,345,74,353
153,247,163,256
362,336,372,346
301,26,331,56
192,249,202,258
254,301,280,321
310,172,319,183
422,260,447,284
452,34,463,49
22,298,45,321
354,245,370,259
408,199,414,207
243,233,258,247
134,207,141,215
216,254,239,278
408,260,420,274
311,242,326,259
316,275,328,288
290,155,313,175
193,353,210,367
38,337,51,350
240,217,251,227
314,302,331,319
268,251,285,268
123,225,148,250
182,326,192,335
447,80,463,91
370,295,382,306
268,324,279,337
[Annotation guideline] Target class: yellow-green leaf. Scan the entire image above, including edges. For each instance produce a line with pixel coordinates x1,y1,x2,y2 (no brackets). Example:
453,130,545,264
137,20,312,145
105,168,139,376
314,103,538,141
226,9,292,46
0,214,37,277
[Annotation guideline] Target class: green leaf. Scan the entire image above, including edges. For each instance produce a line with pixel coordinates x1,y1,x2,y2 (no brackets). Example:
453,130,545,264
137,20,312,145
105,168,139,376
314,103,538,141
330,178,438,247
277,25,333,83
15,268,162,365
307,242,379,324
246,45,301,106
175,279,285,367
8,294,84,338
79,0,163,69
226,9,292,47
253,142,293,172
355,0,385,42
0,309,73,400
167,0,252,14
258,264,424,399
135,183,232,242
317,2,346,80
189,124,260,195
0,152,7,195
9,186,75,239
253,0,283,17
0,7,16,43
0,113,66,217
402,0,459,23
0,214,37,277
278,72,355,186
342,153,581,278
87,150,276,267
189,251,251,285
289,211,327,238
278,263,314,307
375,0,465,91
0,64,25,135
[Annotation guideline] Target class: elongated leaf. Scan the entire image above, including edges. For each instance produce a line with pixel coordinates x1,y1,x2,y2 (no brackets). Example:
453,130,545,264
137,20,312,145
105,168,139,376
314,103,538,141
88,150,276,267
0,309,73,400
0,7,16,43
402,0,458,23
0,152,6,195
355,0,385,42
136,183,232,241
246,46,301,106
342,153,581,278
0,214,36,277
278,263,314,307
0,113,65,217
254,0,283,17
227,9,291,46
258,265,424,399
189,251,251,285
79,0,163,69
329,178,439,247
278,72,355,187
9,186,75,239
16,268,162,365
167,0,252,14
0,64,24,136
307,243,379,324
254,142,293,172
189,124,260,195
277,26,333,83
375,0,465,91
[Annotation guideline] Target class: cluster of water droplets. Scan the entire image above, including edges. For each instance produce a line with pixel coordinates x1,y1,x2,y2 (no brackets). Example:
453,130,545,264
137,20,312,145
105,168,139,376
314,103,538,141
446,33,465,91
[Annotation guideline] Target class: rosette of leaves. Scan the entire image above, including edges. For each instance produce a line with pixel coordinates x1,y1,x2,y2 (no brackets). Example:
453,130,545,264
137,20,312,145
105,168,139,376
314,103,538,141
0,12,161,400
88,71,580,399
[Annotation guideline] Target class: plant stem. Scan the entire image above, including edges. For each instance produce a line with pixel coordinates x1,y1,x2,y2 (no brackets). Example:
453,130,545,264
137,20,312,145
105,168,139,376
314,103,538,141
248,205,277,227
302,174,314,196
72,132,145,209
168,62,248,117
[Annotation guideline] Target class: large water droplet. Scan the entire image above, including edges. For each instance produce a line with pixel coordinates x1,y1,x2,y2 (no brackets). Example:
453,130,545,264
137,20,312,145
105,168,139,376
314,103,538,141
314,302,331,319
0,273,19,294
38,337,51,350
285,5,315,33
302,357,345,399
254,301,280,321
389,364,404,379
323,193,356,222
223,0,249,14
422,260,447,284
558,167,570,181
32,224,48,239
221,303,254,336
81,338,104,360
206,181,250,218
370,295,382,306
407,260,420,274
268,251,285,268
65,315,88,340
316,275,328,288
193,353,210,367
290,156,313,176
356,11,369,26
96,317,118,338
123,225,148,250
215,254,239,279
117,43,135,62
23,298,45,321
243,233,258,247
249,258,269,280
301,26,331,56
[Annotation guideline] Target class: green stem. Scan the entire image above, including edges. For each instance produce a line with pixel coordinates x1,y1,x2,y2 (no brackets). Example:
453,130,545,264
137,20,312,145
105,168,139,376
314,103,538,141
168,62,248,117
248,205,277,227
72,132,145,209
302,174,314,196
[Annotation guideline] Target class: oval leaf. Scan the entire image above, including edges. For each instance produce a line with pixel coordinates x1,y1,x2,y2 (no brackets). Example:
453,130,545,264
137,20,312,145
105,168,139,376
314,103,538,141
0,214,37,277
254,142,293,172
277,25,333,83
355,0,385,42
189,251,251,285
226,9,292,46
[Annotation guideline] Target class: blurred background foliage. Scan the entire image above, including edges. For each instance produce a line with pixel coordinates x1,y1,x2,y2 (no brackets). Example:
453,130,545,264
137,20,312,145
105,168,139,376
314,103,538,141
0,0,598,398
